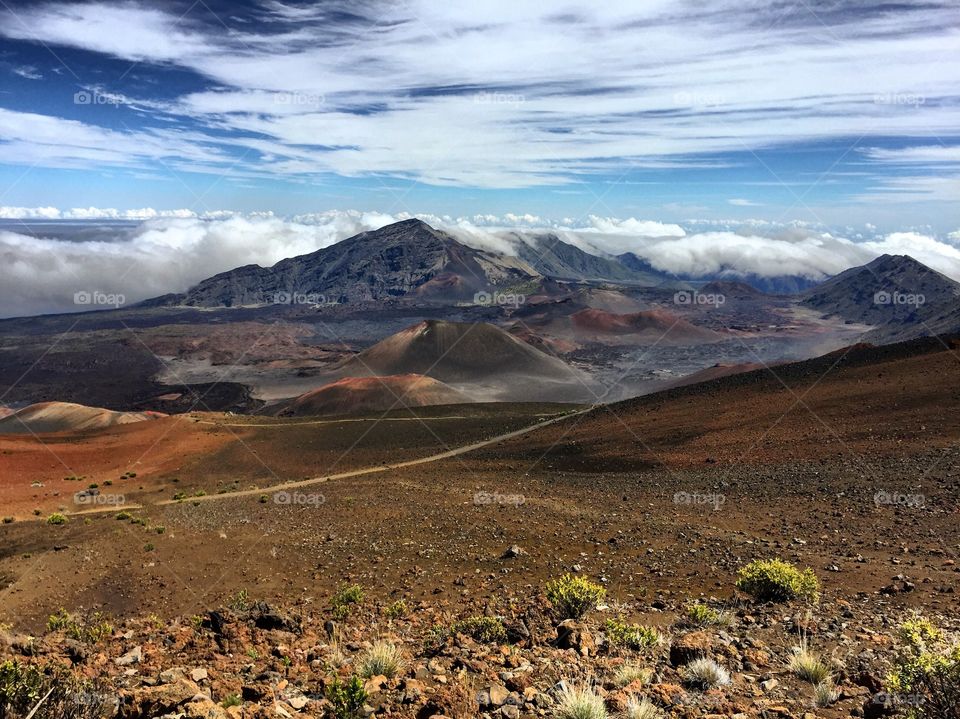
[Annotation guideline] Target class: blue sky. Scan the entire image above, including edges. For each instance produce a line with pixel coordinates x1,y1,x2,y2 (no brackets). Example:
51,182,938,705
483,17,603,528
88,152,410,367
0,0,958,231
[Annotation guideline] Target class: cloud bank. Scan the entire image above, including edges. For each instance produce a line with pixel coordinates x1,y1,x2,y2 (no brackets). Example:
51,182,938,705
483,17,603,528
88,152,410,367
2,211,959,318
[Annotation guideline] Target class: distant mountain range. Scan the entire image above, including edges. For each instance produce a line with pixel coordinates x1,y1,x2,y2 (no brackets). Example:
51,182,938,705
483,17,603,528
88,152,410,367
141,220,960,347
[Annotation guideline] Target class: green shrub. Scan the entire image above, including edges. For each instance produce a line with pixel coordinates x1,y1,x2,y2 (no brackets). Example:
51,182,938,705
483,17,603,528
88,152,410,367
887,616,960,719
451,616,507,643
605,619,662,651
115,511,131,521
325,675,367,719
0,659,109,719
736,559,819,602
46,609,112,643
46,513,67,526
384,600,408,619
228,589,250,612
686,602,727,627
221,693,242,708
545,574,606,619
332,584,364,618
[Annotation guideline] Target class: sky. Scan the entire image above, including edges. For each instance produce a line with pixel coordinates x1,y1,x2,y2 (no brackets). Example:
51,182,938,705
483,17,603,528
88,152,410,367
0,0,957,230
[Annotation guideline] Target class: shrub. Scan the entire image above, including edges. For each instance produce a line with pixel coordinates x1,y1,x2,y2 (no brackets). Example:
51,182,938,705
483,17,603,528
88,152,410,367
115,511,131,521
682,658,731,689
789,637,831,684
423,624,450,655
887,616,960,719
685,602,727,627
324,675,367,719
451,616,507,643
221,693,242,708
333,584,364,607
605,619,662,651
228,589,250,611
46,513,67,526
613,664,654,688
622,697,663,719
546,575,606,619
359,641,404,679
555,685,608,719
384,600,408,619
814,681,839,707
0,659,109,719
736,559,819,603
46,609,112,643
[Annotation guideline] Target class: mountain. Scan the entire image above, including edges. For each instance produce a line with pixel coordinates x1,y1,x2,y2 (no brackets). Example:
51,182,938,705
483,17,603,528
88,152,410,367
154,219,538,308
273,374,471,417
512,234,662,283
803,254,960,342
0,402,164,434
342,319,575,382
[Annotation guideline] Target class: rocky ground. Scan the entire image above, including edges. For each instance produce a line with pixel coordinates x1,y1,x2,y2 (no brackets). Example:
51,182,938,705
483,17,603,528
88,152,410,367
1,570,956,719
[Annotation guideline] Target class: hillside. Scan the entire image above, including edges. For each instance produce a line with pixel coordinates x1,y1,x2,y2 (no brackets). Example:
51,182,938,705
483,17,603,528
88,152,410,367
0,402,164,434
275,374,472,416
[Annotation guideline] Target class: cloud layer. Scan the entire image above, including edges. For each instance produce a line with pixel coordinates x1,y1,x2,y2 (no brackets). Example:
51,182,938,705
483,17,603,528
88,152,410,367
2,211,959,318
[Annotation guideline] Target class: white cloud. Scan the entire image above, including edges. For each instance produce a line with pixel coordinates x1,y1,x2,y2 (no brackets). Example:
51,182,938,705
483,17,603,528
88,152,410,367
0,1,957,189
5,211,960,317
728,198,762,207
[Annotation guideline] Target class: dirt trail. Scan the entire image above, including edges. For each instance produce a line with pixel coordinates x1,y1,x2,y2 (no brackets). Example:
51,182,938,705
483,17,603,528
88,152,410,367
156,407,593,505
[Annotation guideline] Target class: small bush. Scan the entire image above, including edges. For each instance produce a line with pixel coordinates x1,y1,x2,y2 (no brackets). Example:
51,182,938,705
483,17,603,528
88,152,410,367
622,697,663,719
359,641,404,679
789,637,831,684
685,602,727,627
228,589,250,612
115,511,131,521
0,659,109,719
736,559,819,603
384,600,408,619
546,574,606,619
334,584,364,606
682,658,731,689
45,609,112,644
555,685,608,719
814,681,839,707
613,664,654,688
46,513,67,526
605,619,662,651
325,675,367,719
887,616,960,719
221,693,242,708
423,624,450,655
451,616,507,643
